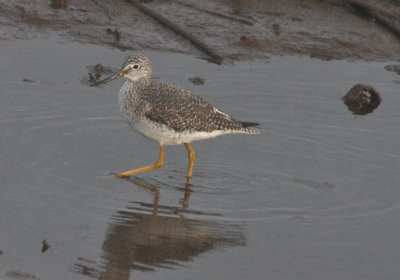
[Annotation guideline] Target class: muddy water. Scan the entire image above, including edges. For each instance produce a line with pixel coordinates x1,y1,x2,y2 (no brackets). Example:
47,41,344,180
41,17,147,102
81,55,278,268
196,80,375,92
1,38,400,280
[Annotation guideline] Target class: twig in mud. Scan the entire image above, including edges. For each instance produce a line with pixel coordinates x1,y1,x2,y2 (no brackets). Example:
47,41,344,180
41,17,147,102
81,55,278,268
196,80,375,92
127,0,224,64
341,0,400,21
173,0,256,26
22,78,49,85
339,0,400,37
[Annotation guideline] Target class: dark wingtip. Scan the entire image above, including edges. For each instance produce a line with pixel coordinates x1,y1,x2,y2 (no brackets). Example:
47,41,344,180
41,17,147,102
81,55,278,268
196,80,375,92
241,121,260,128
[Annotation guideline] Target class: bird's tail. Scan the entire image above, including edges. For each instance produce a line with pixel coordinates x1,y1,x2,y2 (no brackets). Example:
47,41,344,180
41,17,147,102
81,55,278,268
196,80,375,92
241,121,260,135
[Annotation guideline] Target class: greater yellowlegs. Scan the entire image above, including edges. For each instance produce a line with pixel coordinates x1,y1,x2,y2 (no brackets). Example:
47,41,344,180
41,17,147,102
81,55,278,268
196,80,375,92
91,55,259,182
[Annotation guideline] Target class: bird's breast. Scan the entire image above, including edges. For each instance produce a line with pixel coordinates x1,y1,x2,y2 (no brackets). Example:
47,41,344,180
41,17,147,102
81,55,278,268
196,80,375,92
118,81,150,124
117,82,133,112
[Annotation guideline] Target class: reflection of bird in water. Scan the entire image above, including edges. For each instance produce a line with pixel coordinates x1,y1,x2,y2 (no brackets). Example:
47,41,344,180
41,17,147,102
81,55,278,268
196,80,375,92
91,55,259,183
73,178,246,280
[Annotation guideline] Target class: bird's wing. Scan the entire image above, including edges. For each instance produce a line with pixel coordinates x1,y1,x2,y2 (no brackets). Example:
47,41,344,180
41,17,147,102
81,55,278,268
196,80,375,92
142,83,245,132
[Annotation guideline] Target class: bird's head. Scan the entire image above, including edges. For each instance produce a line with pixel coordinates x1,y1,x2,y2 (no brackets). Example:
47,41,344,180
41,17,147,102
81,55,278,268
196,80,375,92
90,54,152,87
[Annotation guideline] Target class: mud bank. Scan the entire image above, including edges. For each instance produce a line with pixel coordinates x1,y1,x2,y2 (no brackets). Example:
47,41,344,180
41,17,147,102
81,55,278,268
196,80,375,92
1,0,400,62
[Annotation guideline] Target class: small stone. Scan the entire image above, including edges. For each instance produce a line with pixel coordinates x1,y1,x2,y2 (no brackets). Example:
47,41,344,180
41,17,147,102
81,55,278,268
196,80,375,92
188,77,205,85
41,239,50,253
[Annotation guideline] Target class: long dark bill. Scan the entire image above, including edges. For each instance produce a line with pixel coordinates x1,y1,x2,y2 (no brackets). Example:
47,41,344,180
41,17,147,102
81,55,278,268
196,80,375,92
90,71,122,87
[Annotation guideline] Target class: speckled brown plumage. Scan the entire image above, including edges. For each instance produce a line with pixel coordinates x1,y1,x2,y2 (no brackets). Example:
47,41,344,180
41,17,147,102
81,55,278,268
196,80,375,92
123,81,257,134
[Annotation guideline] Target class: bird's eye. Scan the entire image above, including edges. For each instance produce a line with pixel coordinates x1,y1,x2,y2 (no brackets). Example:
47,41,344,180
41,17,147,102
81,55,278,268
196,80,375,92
132,64,139,69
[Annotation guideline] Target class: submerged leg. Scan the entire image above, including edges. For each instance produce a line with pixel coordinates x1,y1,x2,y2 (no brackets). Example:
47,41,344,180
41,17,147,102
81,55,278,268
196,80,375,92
184,143,195,181
115,145,165,178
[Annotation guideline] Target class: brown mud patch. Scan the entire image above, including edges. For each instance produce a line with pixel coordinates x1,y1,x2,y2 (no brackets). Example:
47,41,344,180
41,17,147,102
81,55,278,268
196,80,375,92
1,0,400,62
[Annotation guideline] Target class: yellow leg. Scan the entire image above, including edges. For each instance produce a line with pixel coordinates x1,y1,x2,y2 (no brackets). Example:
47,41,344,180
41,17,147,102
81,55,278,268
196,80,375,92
184,143,195,181
115,145,165,178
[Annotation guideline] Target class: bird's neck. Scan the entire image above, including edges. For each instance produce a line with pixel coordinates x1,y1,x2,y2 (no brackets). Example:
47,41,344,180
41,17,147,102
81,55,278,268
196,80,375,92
127,77,151,89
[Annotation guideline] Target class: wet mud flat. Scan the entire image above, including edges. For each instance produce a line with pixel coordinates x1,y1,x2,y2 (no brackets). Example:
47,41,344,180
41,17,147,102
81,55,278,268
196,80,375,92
1,37,400,280
1,0,400,62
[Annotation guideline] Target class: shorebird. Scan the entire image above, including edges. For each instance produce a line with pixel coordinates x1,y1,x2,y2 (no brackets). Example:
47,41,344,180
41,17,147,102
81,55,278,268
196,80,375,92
91,55,259,182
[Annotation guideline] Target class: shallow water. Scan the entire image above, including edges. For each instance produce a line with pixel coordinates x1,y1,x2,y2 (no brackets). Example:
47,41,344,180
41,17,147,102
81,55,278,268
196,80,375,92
1,38,400,280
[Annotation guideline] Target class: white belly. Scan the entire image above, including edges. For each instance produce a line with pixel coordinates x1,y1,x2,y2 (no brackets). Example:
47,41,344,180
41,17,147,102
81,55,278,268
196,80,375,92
131,118,228,145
